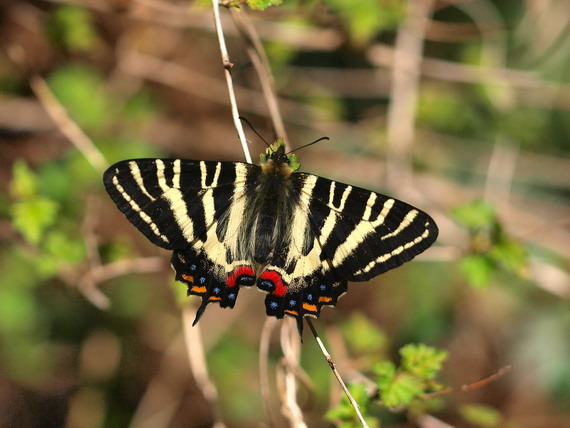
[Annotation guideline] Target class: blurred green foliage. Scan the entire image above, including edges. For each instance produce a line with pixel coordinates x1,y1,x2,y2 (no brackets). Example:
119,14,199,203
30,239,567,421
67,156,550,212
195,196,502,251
452,200,528,288
325,0,404,44
459,404,504,428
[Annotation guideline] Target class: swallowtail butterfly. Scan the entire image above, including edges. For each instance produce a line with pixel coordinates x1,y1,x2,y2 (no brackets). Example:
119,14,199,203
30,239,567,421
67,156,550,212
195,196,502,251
103,139,438,334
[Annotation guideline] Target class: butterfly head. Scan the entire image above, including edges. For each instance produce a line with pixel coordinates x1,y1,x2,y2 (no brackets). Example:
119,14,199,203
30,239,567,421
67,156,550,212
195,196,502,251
259,138,300,175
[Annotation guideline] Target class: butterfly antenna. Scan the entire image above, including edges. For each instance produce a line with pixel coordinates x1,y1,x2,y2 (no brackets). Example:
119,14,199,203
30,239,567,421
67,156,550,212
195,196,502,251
239,116,272,150
286,136,330,154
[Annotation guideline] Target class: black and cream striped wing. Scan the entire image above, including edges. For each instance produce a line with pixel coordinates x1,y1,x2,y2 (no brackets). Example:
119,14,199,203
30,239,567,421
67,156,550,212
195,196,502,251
295,172,438,282
103,158,254,250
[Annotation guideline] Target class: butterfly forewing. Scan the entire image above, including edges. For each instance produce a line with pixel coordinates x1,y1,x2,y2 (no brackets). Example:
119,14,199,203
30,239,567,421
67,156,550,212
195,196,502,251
103,158,254,249
297,173,438,281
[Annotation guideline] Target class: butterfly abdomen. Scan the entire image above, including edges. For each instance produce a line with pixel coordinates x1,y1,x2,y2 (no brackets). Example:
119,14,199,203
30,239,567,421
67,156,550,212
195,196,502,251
241,165,298,264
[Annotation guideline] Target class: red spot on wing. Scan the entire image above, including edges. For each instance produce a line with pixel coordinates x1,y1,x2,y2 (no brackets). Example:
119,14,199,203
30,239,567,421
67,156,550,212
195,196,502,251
260,270,287,297
226,265,255,287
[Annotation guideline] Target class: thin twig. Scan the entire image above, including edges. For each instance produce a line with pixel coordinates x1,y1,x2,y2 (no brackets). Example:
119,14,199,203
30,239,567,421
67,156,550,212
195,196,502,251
419,365,513,400
307,319,369,428
259,317,279,427
182,306,226,428
211,0,252,163
230,8,289,147
279,318,307,428
129,333,190,428
29,75,108,173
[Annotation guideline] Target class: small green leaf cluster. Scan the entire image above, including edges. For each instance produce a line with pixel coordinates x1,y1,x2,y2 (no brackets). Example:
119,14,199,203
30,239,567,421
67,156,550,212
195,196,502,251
375,344,448,409
326,343,448,427
9,161,84,273
452,200,529,288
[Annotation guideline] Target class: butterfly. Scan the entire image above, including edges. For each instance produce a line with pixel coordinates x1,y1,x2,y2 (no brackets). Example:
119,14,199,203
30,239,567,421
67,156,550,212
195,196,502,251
103,139,438,335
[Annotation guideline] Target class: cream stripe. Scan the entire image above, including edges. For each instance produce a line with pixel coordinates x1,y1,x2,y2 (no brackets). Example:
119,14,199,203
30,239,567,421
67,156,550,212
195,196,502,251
381,209,418,240
288,175,317,262
163,188,194,241
202,188,216,226
212,162,221,187
172,159,181,188
338,185,352,211
200,161,208,188
129,161,155,202
329,182,352,211
362,192,377,221
224,163,249,254
112,176,168,244
155,160,169,192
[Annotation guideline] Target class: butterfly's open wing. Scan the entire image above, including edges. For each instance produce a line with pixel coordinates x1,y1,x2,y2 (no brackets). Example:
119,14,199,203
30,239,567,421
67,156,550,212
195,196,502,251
104,159,259,321
104,159,253,249
257,173,438,333
302,173,439,282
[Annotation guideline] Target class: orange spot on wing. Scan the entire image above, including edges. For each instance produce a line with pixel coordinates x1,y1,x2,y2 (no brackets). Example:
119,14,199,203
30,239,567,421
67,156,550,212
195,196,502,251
303,303,317,312
182,274,194,283
318,296,332,303
209,296,222,301
285,309,299,316
190,285,207,293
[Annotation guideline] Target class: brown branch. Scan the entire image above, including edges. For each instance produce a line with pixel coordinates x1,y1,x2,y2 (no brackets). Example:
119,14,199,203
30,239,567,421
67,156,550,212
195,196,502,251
385,0,435,193
259,317,279,427
419,365,513,400
278,318,307,428
230,8,289,147
182,306,226,428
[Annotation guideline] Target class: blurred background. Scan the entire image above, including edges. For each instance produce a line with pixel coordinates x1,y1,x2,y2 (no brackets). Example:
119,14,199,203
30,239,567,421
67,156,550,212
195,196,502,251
1,0,569,427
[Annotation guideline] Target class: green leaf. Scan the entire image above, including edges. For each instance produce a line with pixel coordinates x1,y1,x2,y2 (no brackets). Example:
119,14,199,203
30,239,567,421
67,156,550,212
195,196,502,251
379,372,423,408
459,404,502,428
373,360,397,391
10,161,38,199
11,198,59,245
247,0,283,10
400,343,448,381
458,254,495,288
